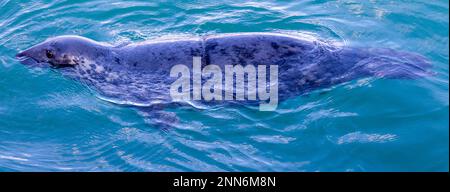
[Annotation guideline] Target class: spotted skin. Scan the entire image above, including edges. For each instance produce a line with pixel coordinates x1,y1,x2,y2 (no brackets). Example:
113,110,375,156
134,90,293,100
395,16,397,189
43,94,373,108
17,33,431,107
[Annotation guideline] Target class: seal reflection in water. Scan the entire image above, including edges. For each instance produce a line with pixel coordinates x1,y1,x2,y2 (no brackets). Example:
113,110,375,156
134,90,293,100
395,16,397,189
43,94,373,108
16,33,432,126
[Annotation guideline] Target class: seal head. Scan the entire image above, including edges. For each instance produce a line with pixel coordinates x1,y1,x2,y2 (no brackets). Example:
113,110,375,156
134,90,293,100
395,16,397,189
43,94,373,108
16,35,108,68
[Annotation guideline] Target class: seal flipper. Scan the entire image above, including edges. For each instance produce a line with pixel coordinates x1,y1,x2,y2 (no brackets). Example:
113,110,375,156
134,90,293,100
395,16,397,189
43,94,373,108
339,47,432,79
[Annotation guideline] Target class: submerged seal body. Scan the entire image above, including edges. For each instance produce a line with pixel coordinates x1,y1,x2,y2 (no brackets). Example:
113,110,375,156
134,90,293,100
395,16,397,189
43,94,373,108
16,33,431,108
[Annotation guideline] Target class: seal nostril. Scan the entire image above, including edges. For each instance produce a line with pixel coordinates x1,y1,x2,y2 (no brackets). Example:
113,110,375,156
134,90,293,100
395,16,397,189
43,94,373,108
16,52,25,58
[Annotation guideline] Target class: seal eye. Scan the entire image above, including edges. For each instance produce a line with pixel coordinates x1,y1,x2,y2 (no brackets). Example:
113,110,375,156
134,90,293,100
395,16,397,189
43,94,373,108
46,50,54,59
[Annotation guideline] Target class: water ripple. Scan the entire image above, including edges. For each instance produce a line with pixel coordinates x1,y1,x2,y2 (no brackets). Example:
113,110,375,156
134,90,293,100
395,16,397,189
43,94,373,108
0,0,448,171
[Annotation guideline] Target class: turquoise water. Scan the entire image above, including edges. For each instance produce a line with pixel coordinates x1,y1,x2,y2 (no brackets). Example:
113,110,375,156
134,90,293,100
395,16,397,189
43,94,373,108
0,0,448,171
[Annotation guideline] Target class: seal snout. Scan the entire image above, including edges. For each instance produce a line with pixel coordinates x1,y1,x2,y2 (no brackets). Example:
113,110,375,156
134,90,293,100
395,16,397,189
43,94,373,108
15,48,43,66
15,49,29,59
15,47,35,60
16,51,24,58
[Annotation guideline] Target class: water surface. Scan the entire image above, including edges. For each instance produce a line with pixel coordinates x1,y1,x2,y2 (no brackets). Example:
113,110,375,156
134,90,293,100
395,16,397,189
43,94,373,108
0,0,448,171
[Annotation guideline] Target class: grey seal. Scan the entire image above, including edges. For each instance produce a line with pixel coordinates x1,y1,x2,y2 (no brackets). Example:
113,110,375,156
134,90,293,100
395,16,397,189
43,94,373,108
16,33,431,124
